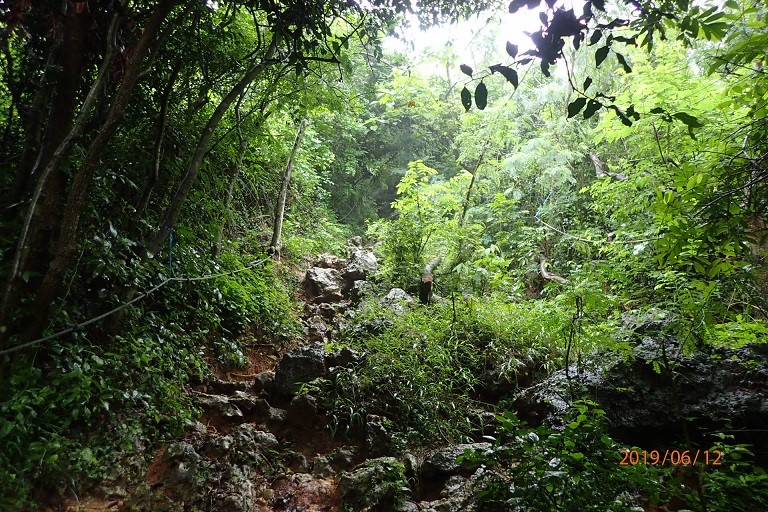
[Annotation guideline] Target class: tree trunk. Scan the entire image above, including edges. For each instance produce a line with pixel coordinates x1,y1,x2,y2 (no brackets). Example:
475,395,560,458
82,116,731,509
214,136,249,257
147,35,279,257
0,6,122,347
270,118,308,257
132,60,182,231
419,256,441,304
21,1,175,343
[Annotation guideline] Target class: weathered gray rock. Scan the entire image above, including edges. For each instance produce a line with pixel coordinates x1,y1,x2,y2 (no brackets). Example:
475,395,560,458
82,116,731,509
366,414,390,457
343,248,378,282
330,448,356,470
306,267,343,303
339,457,408,509
315,252,345,269
513,340,768,461
195,393,243,419
229,392,270,416
287,392,319,429
253,370,274,395
211,465,260,512
326,346,361,369
416,467,504,512
349,279,368,303
162,441,211,492
206,378,253,395
383,288,414,312
232,424,279,450
420,443,492,478
311,455,336,478
204,425,277,463
262,406,286,432
273,344,327,397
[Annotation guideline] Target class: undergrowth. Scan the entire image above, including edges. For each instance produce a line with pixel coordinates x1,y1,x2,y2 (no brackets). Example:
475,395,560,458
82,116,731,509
317,293,618,449
0,248,296,510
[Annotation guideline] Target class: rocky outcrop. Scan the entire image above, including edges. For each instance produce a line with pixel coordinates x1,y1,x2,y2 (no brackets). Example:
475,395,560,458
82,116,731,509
301,243,379,342
513,339,768,461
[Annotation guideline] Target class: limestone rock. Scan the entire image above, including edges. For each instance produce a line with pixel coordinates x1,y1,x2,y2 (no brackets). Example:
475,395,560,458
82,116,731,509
273,343,327,397
420,443,492,478
305,267,343,303
287,393,319,429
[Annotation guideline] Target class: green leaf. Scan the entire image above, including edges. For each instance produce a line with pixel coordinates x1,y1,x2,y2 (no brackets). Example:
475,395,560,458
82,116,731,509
673,112,703,127
610,105,632,126
583,99,602,118
475,82,488,110
489,64,518,88
649,107,665,114
583,77,593,90
595,45,610,67
506,41,518,58
615,52,632,73
460,64,473,77
461,87,472,111
567,97,587,118
589,29,602,45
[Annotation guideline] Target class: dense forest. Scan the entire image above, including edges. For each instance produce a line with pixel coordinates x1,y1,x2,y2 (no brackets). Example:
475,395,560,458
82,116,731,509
1,0,767,510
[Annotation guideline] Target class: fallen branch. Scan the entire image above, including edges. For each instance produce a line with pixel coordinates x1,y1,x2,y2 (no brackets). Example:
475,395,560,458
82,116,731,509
590,152,627,181
539,255,568,284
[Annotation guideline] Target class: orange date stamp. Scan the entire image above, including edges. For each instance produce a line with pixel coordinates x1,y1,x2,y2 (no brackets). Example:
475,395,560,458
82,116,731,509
620,449,723,466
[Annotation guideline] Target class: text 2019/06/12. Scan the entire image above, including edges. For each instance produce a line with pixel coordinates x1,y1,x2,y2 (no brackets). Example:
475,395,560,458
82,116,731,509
620,449,723,466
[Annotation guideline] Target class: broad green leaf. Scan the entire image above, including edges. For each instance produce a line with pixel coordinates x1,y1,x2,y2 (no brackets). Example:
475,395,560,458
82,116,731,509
673,112,703,127
583,99,602,119
595,45,610,67
475,82,488,110
506,41,518,58
460,64,473,76
461,87,472,111
489,64,519,88
615,52,632,73
567,97,587,118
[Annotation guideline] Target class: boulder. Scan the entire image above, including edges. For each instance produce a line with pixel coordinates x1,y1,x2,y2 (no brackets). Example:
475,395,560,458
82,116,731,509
305,267,343,303
195,393,243,419
305,315,330,342
339,457,408,509
349,279,368,303
229,392,271,416
287,393,320,429
315,252,345,269
273,343,327,397
383,288,414,313
420,443,492,478
252,370,274,396
326,346,361,368
206,378,253,395
343,248,378,282
366,414,391,457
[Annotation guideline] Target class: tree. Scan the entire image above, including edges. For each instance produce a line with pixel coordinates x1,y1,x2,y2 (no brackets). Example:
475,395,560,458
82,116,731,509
0,0,496,348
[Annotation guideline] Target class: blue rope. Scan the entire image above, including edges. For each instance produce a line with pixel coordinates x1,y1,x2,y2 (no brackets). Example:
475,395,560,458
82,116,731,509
535,189,555,218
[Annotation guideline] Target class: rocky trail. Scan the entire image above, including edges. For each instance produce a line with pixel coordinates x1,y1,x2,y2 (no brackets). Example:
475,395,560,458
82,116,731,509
51,244,768,512
54,245,492,512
